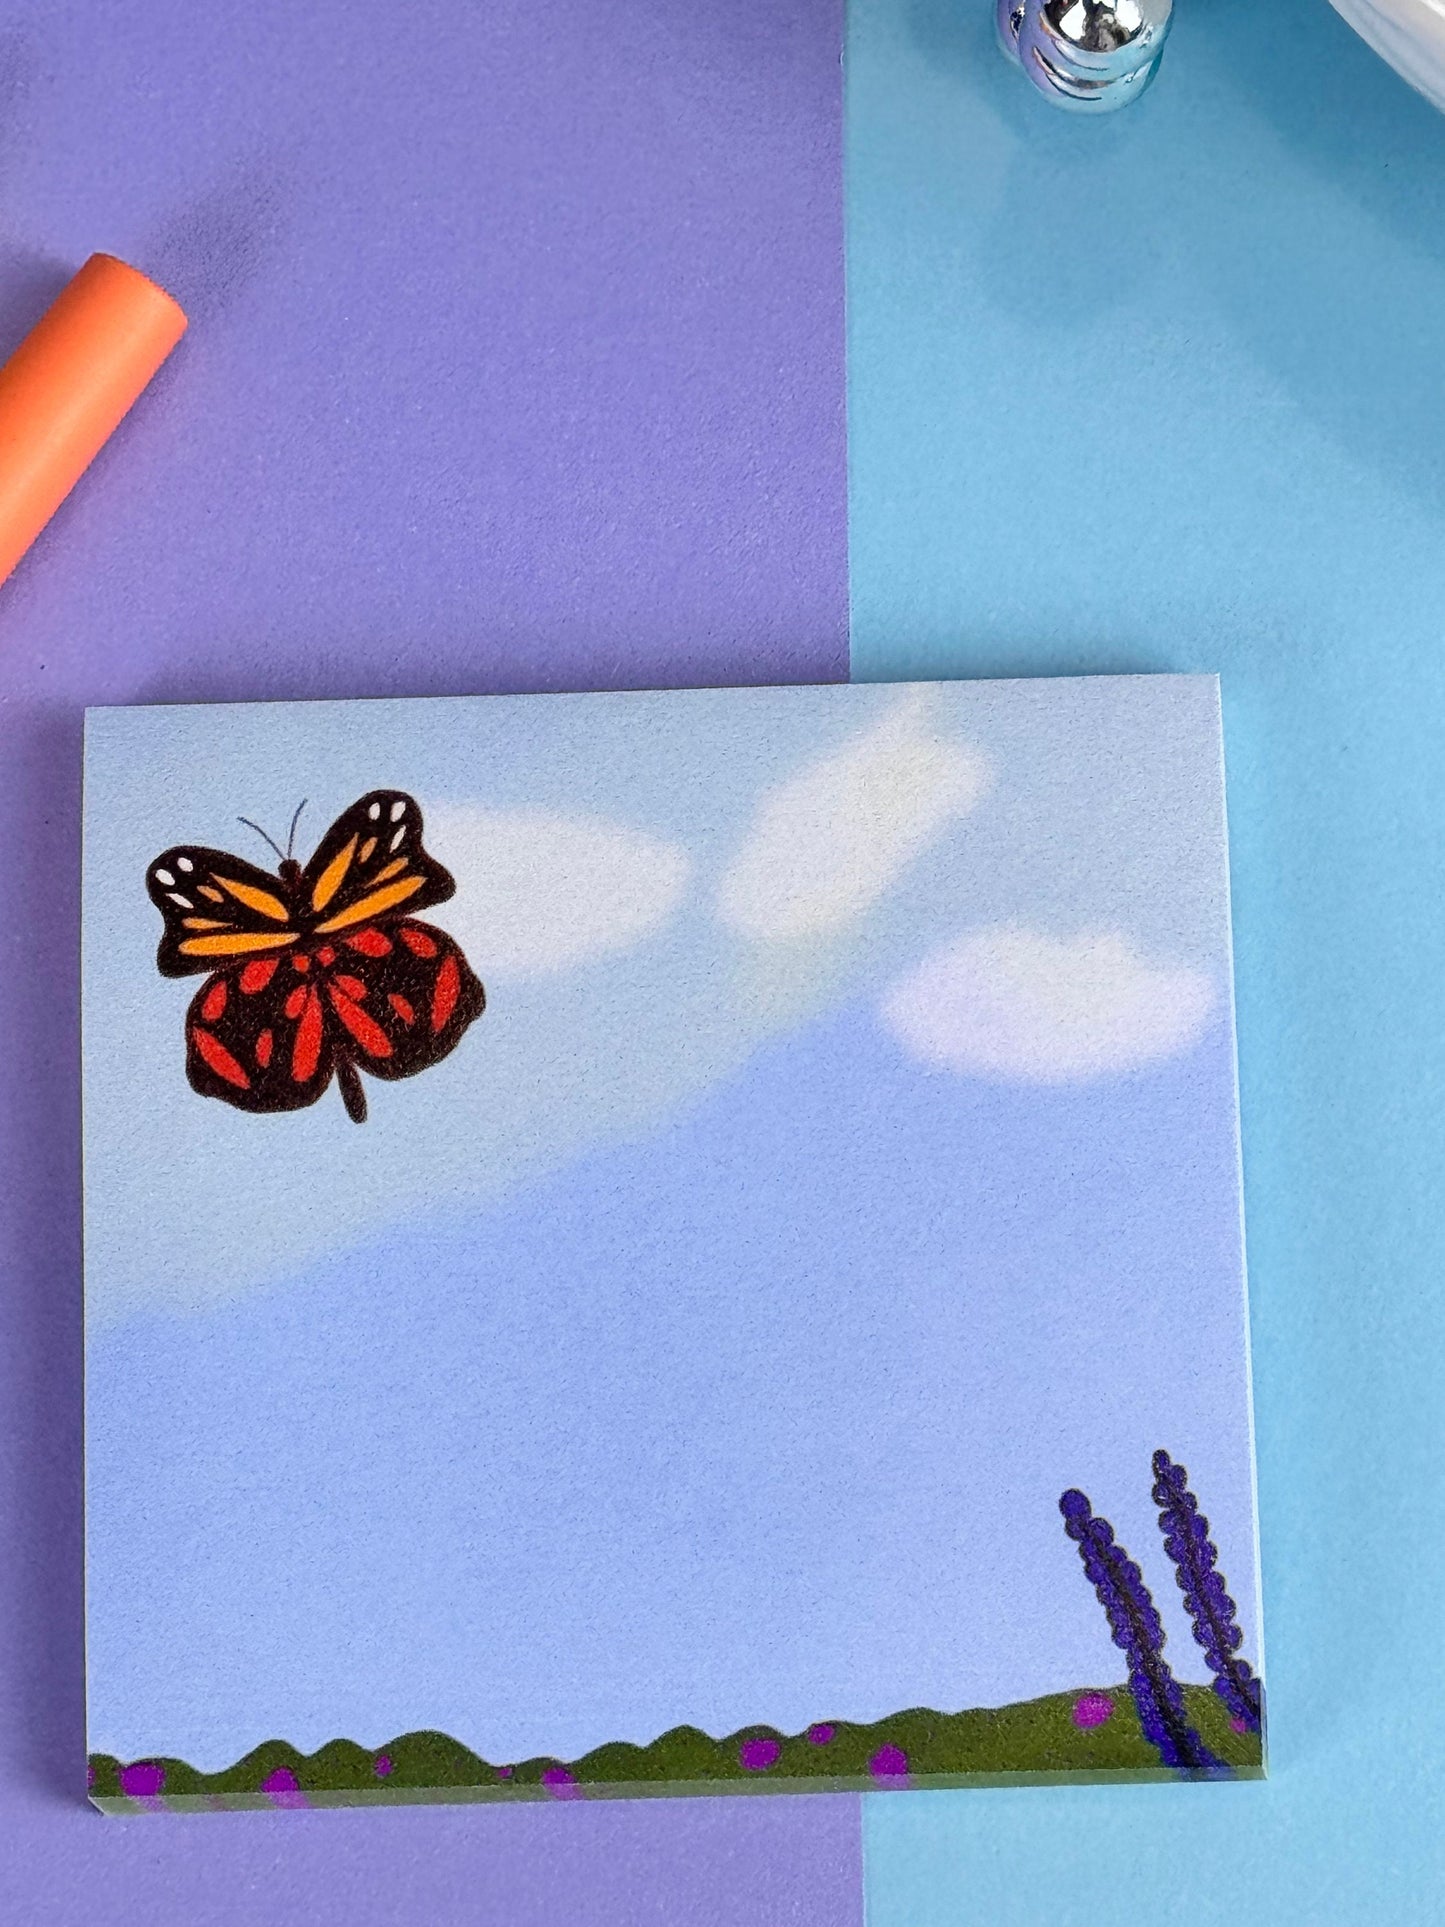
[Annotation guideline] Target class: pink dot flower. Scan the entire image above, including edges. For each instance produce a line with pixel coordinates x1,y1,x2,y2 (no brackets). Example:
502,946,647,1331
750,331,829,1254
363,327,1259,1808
261,1765,307,1808
739,1736,781,1772
868,1744,909,1786
119,1761,165,1800
806,1724,835,1746
541,1765,582,1800
1072,1693,1115,1730
373,1754,394,1779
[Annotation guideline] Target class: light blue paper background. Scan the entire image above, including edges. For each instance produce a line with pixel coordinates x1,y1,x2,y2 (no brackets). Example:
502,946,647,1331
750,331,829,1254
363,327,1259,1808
849,0,1445,1918
83,679,1257,1771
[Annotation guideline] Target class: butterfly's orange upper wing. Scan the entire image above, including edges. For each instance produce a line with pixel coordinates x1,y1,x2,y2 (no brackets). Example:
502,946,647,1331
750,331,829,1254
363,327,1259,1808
296,791,458,936
148,847,301,979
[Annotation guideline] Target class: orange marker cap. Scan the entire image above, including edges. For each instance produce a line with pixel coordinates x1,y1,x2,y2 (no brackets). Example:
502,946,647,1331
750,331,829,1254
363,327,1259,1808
0,252,187,587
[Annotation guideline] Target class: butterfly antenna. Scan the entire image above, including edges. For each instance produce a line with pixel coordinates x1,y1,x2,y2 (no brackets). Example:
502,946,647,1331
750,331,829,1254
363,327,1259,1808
237,816,289,865
286,798,308,860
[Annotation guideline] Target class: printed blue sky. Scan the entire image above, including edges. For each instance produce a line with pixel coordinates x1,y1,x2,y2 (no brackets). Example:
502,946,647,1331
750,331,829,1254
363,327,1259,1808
82,676,1257,1765
83,678,1233,1317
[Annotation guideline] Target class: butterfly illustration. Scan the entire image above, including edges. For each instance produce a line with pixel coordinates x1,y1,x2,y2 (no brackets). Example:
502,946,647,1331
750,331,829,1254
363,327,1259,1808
148,790,485,1124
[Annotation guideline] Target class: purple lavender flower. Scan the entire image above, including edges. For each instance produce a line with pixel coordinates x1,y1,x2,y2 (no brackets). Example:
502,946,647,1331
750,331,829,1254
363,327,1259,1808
1059,1487,1224,1775
1151,1449,1263,1734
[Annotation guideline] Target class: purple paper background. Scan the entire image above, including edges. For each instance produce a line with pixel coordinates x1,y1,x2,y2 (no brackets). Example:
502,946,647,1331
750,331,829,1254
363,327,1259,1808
0,1,853,1918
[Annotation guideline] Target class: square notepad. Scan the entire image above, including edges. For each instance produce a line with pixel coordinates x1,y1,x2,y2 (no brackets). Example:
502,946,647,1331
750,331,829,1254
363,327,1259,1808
83,676,1263,1809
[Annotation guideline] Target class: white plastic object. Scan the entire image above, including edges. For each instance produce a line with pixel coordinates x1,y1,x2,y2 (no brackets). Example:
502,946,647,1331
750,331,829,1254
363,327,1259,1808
1330,0,1445,112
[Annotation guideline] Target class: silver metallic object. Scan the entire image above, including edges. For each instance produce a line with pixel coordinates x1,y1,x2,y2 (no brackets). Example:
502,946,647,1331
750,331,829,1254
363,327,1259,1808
996,0,1174,114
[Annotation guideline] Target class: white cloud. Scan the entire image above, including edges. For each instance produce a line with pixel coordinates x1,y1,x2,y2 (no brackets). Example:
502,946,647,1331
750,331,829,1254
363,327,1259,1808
716,691,988,943
880,927,1215,1082
423,806,691,977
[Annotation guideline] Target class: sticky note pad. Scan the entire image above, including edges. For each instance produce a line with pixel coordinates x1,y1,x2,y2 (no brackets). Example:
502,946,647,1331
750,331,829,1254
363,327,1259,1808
82,675,1263,1810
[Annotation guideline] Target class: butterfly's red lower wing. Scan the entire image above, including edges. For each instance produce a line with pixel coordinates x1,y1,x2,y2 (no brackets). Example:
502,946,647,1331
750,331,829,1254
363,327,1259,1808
185,953,337,1112
184,921,484,1116
318,920,486,1083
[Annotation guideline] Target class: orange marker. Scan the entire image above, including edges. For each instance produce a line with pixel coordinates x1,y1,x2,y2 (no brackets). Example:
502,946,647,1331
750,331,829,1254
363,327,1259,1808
0,252,187,587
